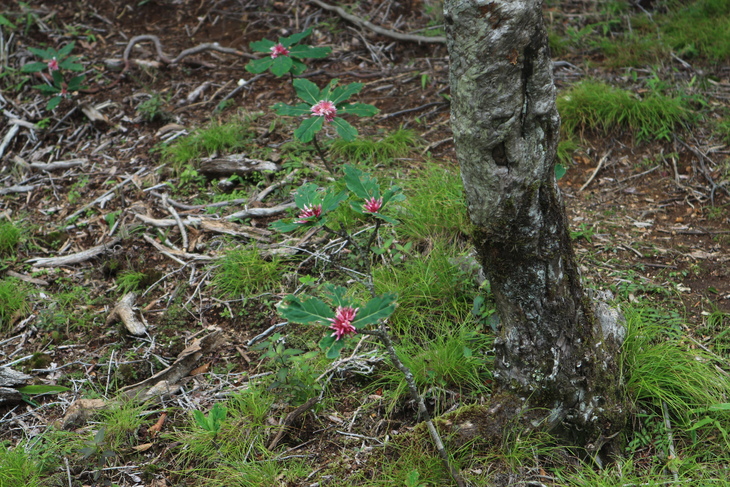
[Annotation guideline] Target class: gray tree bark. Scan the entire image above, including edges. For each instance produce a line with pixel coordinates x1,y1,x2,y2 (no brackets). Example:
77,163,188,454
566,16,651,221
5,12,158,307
444,0,626,454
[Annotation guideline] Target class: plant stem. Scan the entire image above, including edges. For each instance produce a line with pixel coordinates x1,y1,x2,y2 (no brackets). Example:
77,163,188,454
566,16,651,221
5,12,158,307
363,327,467,487
311,133,336,175
322,224,376,297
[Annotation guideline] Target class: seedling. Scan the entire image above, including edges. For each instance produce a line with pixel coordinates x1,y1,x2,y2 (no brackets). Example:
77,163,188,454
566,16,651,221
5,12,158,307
273,79,378,173
192,403,228,440
21,41,86,110
246,28,331,77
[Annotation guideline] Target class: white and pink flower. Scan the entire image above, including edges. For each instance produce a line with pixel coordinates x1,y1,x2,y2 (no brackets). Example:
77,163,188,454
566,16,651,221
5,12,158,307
329,306,358,340
311,100,337,122
363,197,383,214
270,43,290,59
47,57,59,71
295,204,322,223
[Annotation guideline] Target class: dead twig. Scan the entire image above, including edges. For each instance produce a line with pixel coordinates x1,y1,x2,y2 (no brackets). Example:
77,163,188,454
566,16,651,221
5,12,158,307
267,396,319,450
106,292,147,336
309,0,445,44
579,149,612,192
27,237,121,268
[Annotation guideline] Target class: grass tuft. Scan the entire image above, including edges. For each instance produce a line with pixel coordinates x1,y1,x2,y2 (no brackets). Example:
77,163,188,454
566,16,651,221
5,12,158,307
330,128,419,166
0,278,30,332
558,80,695,141
213,246,287,298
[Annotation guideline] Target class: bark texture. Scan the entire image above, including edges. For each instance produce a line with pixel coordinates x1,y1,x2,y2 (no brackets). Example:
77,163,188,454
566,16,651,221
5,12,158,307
444,0,626,453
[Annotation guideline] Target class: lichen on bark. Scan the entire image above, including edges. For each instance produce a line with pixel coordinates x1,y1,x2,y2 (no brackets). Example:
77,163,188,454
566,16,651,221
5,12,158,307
444,0,626,456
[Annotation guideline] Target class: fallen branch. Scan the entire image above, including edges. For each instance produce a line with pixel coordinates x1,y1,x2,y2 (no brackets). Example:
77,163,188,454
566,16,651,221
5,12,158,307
579,148,612,192
121,331,222,401
65,167,147,221
106,292,147,336
309,0,446,44
27,237,121,267
268,396,319,450
226,202,296,221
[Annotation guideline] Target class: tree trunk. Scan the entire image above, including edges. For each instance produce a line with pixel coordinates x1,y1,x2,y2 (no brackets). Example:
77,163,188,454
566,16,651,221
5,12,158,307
444,0,626,454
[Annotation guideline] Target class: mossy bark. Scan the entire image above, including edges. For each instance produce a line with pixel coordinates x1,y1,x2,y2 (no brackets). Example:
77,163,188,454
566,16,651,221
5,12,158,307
444,0,626,455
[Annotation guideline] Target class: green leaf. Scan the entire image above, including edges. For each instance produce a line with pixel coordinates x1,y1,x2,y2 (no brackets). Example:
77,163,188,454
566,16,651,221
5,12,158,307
329,82,363,105
245,57,274,74
28,47,53,59
344,165,379,200
16,385,70,395
352,294,397,329
192,410,209,430
331,117,358,141
210,403,227,424
57,42,76,58
270,219,303,233
323,284,350,308
280,28,312,47
60,58,84,72
0,14,17,29
321,188,348,213
21,61,48,73
289,45,331,59
554,163,567,180
294,115,324,143
270,55,293,77
293,78,321,105
278,295,334,325
273,102,312,117
291,59,307,76
293,183,320,208
371,212,400,225
46,96,63,111
320,335,346,359
250,38,276,53
51,69,63,86
67,75,87,90
381,185,405,206
338,102,379,117
35,85,59,95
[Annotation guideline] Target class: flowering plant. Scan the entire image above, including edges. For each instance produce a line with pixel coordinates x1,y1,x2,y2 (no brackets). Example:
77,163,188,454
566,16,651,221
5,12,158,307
273,78,378,143
246,28,331,77
270,165,403,233
277,284,396,358
269,183,347,233
21,42,86,110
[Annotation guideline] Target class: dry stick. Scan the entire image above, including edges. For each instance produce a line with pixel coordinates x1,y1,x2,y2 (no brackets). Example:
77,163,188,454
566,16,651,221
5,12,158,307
162,195,189,251
27,237,121,267
309,0,445,44
267,396,319,450
65,167,147,221
579,149,612,192
363,327,466,487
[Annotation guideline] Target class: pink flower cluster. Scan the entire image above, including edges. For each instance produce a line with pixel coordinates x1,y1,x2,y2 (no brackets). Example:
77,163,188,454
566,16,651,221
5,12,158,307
47,58,59,71
329,306,358,340
363,197,383,214
311,100,337,122
296,204,322,223
270,43,290,59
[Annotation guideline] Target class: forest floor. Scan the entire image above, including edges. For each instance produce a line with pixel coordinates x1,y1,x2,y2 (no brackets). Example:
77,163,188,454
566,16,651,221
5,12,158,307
1,0,729,486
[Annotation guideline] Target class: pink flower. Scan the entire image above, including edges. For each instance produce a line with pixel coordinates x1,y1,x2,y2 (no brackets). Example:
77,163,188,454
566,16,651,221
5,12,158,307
329,306,358,340
296,204,322,223
47,58,59,71
363,197,383,214
311,100,337,122
270,43,290,59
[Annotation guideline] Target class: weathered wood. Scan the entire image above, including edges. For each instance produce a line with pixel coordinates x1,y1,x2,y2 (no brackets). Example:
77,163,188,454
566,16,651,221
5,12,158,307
0,387,23,405
106,292,147,336
198,154,280,178
27,237,121,267
445,0,625,455
0,367,32,387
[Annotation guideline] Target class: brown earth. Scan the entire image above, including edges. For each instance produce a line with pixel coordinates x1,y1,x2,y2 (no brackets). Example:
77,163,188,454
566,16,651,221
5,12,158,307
0,0,729,485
